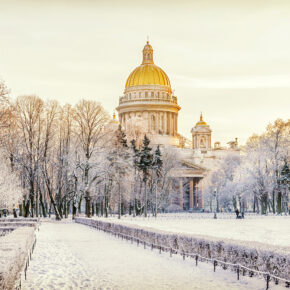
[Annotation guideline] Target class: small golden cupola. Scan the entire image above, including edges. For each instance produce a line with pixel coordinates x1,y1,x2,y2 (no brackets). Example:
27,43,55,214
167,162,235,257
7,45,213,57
112,111,119,124
196,112,207,126
191,113,212,150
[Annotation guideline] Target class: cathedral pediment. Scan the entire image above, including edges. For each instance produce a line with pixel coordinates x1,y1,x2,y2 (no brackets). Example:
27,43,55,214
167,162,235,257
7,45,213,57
170,159,207,178
181,160,207,171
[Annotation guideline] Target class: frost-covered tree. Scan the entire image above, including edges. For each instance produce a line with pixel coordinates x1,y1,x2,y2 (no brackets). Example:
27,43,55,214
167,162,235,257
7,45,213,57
138,135,153,217
0,150,22,216
0,80,10,130
203,118,289,215
203,153,241,212
114,125,131,219
151,145,163,217
73,100,110,217
125,116,148,149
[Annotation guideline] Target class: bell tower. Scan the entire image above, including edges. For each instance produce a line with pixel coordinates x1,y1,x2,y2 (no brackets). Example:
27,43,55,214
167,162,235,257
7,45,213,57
191,113,212,150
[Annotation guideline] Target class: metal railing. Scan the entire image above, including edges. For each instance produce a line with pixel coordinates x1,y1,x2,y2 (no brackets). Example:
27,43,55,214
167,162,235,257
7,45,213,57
14,224,39,290
86,221,290,290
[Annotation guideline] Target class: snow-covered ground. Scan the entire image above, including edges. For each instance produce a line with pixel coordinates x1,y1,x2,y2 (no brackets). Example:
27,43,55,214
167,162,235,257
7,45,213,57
96,215,290,250
22,221,285,290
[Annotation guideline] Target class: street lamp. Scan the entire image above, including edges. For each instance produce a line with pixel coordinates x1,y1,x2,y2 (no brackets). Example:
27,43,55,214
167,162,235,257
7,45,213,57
213,188,217,219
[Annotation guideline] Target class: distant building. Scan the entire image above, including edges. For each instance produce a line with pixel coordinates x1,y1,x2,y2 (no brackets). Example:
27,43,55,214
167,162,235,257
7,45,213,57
116,41,240,211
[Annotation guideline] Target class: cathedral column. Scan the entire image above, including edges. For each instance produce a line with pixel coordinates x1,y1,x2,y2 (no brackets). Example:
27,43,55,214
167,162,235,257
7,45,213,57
194,179,198,208
179,178,183,208
189,178,194,209
164,113,167,133
171,113,174,135
172,113,175,136
173,113,176,135
155,112,158,133
163,112,165,134
169,112,172,135
158,112,160,133
199,178,204,208
123,114,126,129
166,112,169,135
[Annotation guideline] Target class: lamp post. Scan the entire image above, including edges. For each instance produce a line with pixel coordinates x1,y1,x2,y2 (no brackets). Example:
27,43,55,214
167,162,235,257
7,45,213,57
213,189,217,219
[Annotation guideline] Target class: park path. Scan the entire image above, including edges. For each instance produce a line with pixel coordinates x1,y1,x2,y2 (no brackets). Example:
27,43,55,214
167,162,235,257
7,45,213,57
22,221,281,290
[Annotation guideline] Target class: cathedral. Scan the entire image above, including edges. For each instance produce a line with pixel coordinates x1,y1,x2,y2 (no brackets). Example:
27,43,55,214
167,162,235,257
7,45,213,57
116,41,240,211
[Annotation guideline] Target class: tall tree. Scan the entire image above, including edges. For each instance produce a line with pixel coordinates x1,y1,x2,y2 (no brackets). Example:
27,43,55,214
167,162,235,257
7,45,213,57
138,135,153,217
14,95,44,217
130,139,140,216
74,100,109,217
152,145,163,217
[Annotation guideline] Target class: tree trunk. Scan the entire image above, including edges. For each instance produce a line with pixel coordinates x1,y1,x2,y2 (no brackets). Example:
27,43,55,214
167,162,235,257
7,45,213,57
261,194,268,215
13,209,17,218
30,195,34,217
48,202,52,218
78,196,82,214
49,193,61,220
155,181,158,218
63,201,67,218
45,178,61,220
35,189,39,217
39,197,47,218
23,200,30,218
105,196,108,218
72,201,77,220
272,191,275,214
19,204,23,217
85,196,91,218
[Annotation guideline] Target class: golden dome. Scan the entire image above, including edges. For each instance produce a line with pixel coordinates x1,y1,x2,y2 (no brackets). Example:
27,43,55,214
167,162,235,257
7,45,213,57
125,41,171,90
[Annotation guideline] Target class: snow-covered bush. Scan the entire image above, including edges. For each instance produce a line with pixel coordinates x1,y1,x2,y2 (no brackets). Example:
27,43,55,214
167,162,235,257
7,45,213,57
0,226,35,289
76,217,290,280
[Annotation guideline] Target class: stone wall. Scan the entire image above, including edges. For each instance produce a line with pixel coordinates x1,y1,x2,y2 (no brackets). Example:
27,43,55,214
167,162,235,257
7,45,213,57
75,217,290,281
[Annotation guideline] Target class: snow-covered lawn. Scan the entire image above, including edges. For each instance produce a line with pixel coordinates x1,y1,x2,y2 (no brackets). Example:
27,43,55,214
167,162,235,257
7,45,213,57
96,215,290,251
22,221,284,290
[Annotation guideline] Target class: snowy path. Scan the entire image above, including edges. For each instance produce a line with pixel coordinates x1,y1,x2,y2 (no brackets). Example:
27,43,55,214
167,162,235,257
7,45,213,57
22,221,284,290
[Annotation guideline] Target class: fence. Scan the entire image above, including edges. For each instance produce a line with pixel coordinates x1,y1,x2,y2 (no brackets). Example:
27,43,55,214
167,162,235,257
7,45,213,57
14,224,39,290
76,218,290,290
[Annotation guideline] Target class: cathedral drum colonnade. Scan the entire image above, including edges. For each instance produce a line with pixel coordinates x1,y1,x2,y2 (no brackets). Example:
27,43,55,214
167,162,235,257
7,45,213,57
116,41,209,210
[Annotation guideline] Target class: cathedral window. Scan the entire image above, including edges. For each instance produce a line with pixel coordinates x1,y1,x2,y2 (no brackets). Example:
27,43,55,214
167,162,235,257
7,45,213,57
145,92,148,98
151,92,154,97
200,136,206,148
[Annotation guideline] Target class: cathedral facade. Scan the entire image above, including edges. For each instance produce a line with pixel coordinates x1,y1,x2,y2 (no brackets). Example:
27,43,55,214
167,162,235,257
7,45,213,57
116,41,240,211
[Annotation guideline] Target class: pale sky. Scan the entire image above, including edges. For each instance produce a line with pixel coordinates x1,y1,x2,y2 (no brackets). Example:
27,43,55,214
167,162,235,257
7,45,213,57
1,0,290,145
